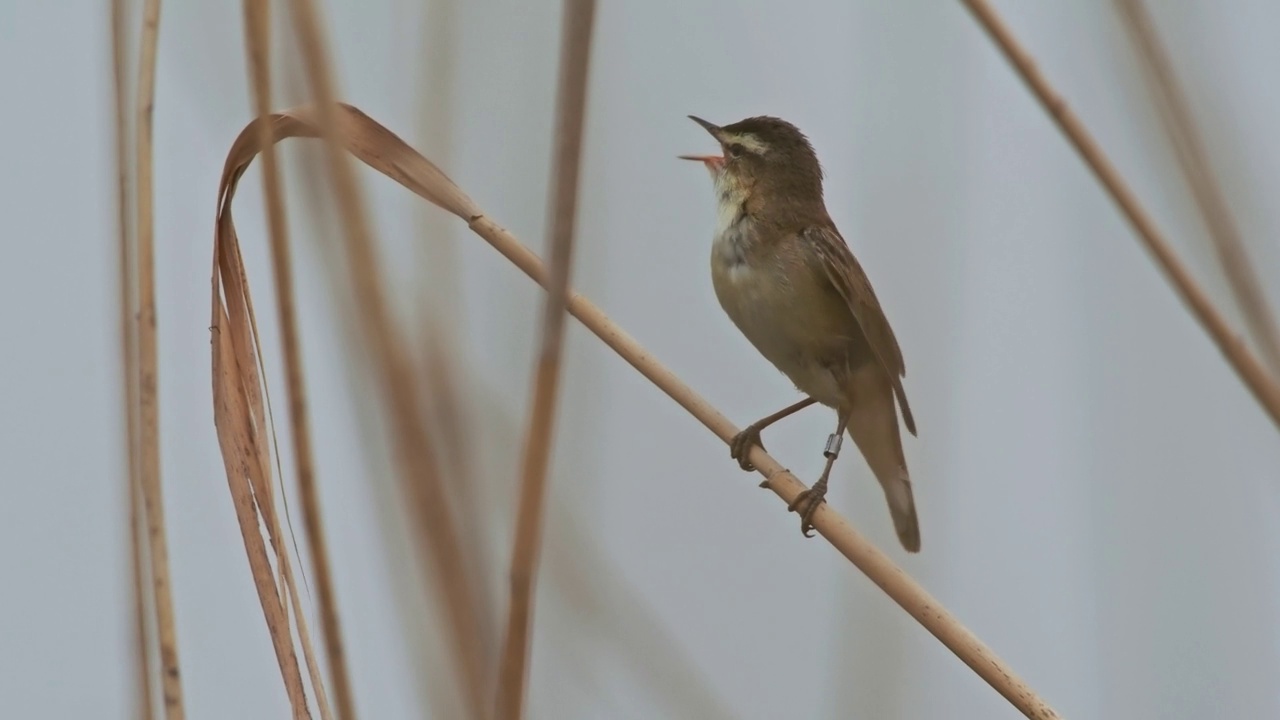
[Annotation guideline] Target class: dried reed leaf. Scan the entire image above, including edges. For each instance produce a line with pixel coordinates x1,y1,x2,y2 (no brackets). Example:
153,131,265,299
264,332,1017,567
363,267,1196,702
217,97,489,720
1114,0,1280,377
214,102,1061,720
242,0,350,717
286,578,332,720
496,1,597,718
214,141,332,720
211,223,315,720
959,0,1280,431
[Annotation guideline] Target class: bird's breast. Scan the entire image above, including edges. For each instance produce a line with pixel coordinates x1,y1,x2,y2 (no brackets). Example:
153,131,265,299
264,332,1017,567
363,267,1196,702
709,219,803,356
707,212,861,407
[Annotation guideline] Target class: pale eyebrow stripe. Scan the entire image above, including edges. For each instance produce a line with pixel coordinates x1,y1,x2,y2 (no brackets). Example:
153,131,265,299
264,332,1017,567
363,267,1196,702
723,133,768,154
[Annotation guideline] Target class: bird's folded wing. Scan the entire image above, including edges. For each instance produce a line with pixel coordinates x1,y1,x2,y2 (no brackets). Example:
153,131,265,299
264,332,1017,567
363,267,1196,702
802,224,917,436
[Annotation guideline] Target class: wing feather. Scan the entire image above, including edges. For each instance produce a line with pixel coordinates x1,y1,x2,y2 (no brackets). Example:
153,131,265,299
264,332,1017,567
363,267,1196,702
803,224,917,436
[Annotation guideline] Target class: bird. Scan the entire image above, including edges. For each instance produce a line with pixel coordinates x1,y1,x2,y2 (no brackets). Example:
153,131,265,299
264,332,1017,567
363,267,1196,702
680,114,921,552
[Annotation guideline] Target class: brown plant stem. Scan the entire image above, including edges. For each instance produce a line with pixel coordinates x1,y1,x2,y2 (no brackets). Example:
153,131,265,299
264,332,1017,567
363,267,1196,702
957,0,1280,430
128,471,154,720
242,2,354,718
1113,0,1280,377
280,4,490,716
133,0,185,715
111,1,153,715
496,1,597,718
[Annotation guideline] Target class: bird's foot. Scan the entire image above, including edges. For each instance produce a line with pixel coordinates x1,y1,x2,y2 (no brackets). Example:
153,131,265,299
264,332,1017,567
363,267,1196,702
787,478,829,538
729,424,766,472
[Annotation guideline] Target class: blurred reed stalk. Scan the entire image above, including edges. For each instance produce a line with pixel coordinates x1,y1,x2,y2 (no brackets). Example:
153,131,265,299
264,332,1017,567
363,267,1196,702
110,0,153,716
112,0,188,714
211,103,1064,719
279,0,493,715
1114,0,1280,379
204,1,331,714
958,0,1280,429
495,1,597,718
241,0,356,718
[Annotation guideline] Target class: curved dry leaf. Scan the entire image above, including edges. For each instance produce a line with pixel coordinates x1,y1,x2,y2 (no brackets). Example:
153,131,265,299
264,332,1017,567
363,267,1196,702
217,104,479,222
210,293,313,719
213,101,495,719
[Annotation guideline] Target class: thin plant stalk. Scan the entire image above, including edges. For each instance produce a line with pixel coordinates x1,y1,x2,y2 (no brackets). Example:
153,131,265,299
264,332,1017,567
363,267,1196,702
111,0,153,714
280,3,490,715
128,474,154,720
242,1,354,718
133,0,185,715
496,1,597,718
1114,0,1280,377
958,0,1280,430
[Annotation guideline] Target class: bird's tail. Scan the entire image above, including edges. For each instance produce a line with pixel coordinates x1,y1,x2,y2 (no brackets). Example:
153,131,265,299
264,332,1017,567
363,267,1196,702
878,470,921,553
846,366,921,553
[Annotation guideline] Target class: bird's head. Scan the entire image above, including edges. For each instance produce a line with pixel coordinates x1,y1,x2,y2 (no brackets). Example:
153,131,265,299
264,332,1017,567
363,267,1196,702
680,115,825,204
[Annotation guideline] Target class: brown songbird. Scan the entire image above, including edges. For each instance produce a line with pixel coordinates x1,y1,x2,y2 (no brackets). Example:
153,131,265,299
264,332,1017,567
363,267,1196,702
681,114,921,551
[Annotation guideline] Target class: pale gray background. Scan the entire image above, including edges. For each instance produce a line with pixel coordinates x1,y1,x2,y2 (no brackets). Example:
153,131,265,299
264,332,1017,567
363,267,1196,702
3,0,1279,718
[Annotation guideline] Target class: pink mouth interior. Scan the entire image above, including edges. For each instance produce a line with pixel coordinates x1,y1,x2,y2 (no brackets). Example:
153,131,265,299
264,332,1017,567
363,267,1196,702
679,154,725,171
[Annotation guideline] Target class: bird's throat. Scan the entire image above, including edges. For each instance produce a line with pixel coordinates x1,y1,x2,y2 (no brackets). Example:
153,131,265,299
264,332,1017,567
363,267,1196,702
712,190,753,268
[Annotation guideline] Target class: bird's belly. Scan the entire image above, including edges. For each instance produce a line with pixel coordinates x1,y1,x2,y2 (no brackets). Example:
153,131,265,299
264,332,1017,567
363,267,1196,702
711,257,849,408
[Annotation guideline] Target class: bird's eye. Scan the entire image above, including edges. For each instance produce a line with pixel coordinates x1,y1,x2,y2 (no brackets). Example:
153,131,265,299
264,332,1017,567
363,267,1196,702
726,143,746,158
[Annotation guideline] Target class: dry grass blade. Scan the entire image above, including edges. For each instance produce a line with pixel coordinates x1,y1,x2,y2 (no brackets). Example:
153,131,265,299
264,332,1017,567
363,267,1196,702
211,52,335,714
496,1,597,718
242,1,353,718
210,222,316,720
215,103,1062,720
957,0,1280,431
111,1,153,713
278,2,492,714
132,0,185,715
1114,0,1280,377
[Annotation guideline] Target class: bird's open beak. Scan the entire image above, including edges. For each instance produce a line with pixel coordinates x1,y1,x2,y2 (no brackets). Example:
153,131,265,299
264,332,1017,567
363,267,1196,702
680,115,726,171
678,153,725,171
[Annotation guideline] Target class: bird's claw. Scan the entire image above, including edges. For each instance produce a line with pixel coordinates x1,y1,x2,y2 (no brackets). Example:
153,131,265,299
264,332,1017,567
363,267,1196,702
729,425,765,471
787,485,828,538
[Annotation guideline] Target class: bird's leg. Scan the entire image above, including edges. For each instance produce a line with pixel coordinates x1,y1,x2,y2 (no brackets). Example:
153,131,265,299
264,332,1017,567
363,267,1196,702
730,397,818,471
788,410,850,537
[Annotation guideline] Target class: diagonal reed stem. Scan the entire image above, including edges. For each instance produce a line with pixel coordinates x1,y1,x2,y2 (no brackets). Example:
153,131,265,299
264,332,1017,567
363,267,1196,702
957,0,1280,430
1113,0,1280,378
462,213,1064,720
133,0,186,715
242,1,354,718
217,104,1062,719
496,1,597,718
